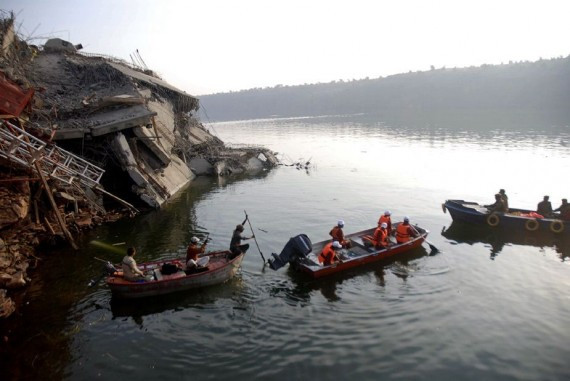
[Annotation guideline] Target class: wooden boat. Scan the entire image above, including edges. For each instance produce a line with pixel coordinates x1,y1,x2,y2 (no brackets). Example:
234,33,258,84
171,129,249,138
268,223,429,278
106,250,245,299
443,199,568,234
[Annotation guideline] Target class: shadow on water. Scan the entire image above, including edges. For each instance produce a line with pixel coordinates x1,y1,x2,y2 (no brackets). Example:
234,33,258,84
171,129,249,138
441,220,570,260
275,245,430,302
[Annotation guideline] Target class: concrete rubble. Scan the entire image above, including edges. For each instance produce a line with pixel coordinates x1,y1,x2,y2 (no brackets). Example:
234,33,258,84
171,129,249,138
0,11,278,318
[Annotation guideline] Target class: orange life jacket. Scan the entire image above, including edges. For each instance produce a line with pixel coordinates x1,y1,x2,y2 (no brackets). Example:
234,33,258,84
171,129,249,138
396,223,411,243
318,243,336,265
329,226,345,243
378,215,391,229
373,227,388,247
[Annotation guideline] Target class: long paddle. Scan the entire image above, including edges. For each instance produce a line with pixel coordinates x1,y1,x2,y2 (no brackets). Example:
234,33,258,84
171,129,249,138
244,210,266,262
410,224,439,253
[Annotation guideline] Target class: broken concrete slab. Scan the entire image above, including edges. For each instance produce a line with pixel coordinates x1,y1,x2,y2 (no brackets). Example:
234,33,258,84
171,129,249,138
189,157,213,175
133,125,171,166
246,157,264,171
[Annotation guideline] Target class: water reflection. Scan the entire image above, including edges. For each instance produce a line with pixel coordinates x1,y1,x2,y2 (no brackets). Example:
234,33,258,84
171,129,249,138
278,245,430,302
110,277,246,323
441,221,570,260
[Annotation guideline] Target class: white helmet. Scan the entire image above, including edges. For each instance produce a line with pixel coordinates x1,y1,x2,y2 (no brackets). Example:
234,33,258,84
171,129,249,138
380,222,388,228
384,210,391,216
190,236,200,244
332,241,342,249
337,220,345,227
403,216,410,222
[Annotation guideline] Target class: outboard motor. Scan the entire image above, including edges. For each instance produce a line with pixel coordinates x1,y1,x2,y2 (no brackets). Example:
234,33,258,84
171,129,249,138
268,234,312,270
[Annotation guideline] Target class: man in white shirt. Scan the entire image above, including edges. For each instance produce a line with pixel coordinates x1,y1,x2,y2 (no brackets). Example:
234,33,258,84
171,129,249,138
122,247,146,282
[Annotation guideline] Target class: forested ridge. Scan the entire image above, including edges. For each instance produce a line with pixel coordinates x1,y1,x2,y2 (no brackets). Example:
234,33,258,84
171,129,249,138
199,56,570,122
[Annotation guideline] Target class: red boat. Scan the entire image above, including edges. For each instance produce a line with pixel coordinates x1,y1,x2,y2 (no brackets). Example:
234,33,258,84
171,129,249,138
106,250,244,298
268,223,429,278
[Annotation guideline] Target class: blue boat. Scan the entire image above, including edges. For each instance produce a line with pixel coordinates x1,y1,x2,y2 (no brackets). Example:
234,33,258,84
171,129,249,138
442,199,568,234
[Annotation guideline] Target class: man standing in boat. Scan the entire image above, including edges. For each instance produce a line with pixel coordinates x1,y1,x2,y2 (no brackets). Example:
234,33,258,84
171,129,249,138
229,217,254,259
537,195,553,217
554,198,570,220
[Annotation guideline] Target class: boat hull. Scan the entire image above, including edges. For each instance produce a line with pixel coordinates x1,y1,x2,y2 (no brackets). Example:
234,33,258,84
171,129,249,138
443,199,568,234
106,251,244,299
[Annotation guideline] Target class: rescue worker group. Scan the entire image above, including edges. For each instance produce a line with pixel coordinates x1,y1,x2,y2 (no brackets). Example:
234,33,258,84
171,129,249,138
317,211,417,266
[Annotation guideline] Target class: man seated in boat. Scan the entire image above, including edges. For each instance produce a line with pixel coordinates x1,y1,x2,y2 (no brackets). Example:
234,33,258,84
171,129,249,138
318,240,342,266
229,219,254,259
185,236,208,274
329,220,351,248
362,222,390,249
554,198,570,220
395,217,419,244
499,189,509,210
537,195,553,218
378,211,393,233
485,194,508,213
122,247,147,282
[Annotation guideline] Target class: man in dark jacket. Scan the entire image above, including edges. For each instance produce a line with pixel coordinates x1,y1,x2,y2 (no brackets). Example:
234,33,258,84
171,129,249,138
229,217,254,259
537,196,553,217
486,194,508,213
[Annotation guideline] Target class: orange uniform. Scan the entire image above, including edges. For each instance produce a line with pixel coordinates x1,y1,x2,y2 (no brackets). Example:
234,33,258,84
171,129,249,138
378,215,392,232
318,243,337,266
373,227,388,248
396,223,413,243
329,226,350,247
186,243,206,262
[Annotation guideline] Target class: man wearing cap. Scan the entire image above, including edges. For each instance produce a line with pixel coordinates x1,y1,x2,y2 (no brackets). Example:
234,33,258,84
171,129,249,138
186,236,207,268
318,240,342,266
378,211,393,233
373,222,389,249
396,217,418,244
229,217,254,259
537,195,553,218
329,220,351,248
554,198,570,220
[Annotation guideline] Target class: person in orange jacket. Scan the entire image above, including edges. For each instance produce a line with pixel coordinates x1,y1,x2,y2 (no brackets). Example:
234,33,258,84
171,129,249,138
329,220,351,248
318,241,342,266
373,222,389,249
378,211,392,233
396,216,418,244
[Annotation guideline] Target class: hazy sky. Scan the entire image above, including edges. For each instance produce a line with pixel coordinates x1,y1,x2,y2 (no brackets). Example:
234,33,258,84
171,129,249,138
3,0,570,95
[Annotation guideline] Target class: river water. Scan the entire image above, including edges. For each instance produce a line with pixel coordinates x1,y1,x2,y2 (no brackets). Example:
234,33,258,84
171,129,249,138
2,113,570,380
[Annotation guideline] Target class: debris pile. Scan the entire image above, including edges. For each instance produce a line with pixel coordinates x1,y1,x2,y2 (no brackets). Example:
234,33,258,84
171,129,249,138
0,10,278,318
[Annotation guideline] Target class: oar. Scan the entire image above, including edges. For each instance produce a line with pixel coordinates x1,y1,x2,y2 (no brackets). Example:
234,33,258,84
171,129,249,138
244,210,266,262
411,225,439,253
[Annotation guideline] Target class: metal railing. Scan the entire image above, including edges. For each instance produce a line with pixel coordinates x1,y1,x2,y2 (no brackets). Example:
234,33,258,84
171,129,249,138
0,120,105,186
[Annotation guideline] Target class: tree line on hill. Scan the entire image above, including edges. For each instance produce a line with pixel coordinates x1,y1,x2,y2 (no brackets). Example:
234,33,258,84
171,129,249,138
198,56,570,123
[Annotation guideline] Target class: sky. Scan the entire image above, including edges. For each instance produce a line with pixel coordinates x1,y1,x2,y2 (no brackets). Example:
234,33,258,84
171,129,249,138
3,0,570,96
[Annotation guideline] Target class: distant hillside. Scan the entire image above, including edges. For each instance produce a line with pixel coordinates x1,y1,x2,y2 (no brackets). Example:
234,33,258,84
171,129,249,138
199,57,570,122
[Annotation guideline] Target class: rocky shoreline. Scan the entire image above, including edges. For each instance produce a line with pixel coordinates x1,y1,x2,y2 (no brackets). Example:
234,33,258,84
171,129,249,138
0,11,278,318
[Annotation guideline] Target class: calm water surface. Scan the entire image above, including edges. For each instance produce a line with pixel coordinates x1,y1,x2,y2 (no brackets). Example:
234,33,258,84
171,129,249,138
2,114,570,380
